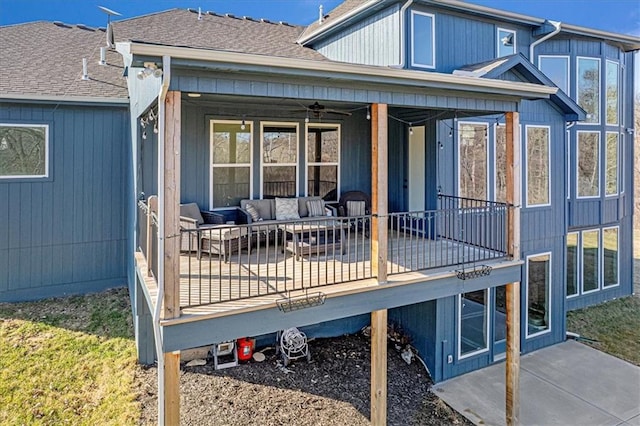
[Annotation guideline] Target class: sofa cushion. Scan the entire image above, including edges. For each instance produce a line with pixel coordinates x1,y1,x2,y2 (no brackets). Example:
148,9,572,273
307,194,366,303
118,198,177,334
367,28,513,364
244,204,262,222
306,199,325,217
346,200,366,217
275,198,300,220
298,196,323,218
180,203,204,225
241,199,274,220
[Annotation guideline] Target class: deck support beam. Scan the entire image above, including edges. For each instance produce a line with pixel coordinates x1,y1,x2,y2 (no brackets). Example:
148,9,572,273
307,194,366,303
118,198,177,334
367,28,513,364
160,90,182,426
370,103,388,426
505,111,521,426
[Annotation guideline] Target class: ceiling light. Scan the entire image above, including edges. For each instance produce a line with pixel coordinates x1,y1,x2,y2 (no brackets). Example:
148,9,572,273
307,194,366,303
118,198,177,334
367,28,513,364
187,93,201,98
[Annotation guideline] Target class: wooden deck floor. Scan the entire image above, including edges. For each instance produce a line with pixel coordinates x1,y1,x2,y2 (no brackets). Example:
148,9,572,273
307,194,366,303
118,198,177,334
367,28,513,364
137,231,505,318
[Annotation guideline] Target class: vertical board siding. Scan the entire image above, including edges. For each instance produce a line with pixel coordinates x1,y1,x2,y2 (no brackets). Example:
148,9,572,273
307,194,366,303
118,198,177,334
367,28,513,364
0,102,130,302
389,301,438,376
315,5,400,66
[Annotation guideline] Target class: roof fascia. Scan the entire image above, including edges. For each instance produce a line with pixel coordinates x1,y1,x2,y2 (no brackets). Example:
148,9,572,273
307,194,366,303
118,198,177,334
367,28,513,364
0,93,129,105
126,42,557,101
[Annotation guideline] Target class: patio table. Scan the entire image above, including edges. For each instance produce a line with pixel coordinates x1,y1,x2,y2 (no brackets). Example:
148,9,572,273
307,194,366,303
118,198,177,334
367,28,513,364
278,221,346,260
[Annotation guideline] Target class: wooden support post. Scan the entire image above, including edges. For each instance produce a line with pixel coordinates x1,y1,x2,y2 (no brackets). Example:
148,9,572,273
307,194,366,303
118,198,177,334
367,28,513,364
161,90,182,425
371,103,388,283
505,111,520,426
371,309,388,426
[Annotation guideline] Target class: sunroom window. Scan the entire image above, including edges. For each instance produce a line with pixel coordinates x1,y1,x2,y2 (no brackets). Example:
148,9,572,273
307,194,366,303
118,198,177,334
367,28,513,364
577,57,600,124
582,229,600,293
210,120,252,208
605,132,618,196
603,227,619,288
494,124,506,203
526,126,550,206
577,131,599,198
458,122,488,201
566,232,579,297
606,60,619,125
0,124,49,178
261,123,298,198
410,10,435,69
497,28,516,58
306,124,340,202
527,253,551,337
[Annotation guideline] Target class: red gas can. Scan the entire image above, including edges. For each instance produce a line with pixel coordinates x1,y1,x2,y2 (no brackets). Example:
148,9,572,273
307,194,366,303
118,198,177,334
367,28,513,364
236,338,255,362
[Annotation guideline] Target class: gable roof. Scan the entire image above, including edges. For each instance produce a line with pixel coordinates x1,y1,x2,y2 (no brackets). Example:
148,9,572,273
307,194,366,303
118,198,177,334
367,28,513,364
454,54,586,121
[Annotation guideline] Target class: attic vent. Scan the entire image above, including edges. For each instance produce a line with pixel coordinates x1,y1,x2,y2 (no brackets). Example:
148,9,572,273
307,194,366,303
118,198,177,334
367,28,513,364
76,24,95,31
260,18,272,24
279,21,292,26
53,21,71,28
243,16,257,22
187,8,198,13
207,11,222,17
225,13,239,19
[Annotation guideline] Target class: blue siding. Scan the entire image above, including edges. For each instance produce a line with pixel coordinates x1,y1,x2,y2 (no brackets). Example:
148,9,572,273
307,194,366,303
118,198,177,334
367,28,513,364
0,102,130,302
389,301,438,377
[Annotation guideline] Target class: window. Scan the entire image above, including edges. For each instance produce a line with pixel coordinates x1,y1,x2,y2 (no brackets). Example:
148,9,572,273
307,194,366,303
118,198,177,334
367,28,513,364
210,120,252,208
605,132,618,196
411,11,435,69
526,253,551,337
603,227,619,288
494,124,506,203
577,131,600,198
620,134,625,193
0,124,49,178
577,57,600,124
606,60,619,125
566,233,579,297
497,28,516,58
458,289,489,358
458,122,488,200
582,229,600,293
526,126,550,206
539,56,570,94
261,122,298,198
306,124,340,201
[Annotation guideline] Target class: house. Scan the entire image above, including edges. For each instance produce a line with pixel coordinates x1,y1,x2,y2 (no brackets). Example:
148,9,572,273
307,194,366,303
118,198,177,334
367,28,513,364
1,1,637,424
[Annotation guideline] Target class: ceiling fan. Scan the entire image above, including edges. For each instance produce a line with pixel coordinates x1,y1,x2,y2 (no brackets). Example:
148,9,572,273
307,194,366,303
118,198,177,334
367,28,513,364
296,101,352,118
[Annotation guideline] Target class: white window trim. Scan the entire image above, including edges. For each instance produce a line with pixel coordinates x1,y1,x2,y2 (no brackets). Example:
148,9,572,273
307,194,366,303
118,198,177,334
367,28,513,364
457,289,490,360
602,225,620,288
576,130,601,199
581,229,601,295
567,129,571,199
576,56,601,125
457,121,489,201
605,131,619,197
496,27,516,58
305,122,341,201
410,10,436,69
0,123,49,179
525,125,551,208
620,134,625,194
526,251,552,339
605,60,620,126
209,119,253,210
538,55,570,95
566,232,580,299
260,121,299,199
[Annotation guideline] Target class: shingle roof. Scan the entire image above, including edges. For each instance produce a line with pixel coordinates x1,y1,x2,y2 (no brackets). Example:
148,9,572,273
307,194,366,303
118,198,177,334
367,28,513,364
299,0,373,43
0,9,326,100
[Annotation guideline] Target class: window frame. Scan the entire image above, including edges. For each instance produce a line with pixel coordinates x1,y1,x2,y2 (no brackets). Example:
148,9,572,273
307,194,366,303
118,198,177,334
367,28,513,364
567,129,571,199
576,130,601,199
576,56,601,125
305,122,341,202
457,289,490,360
566,232,580,298
605,131,618,197
496,27,516,58
259,121,299,199
605,60,619,126
493,122,506,203
209,119,253,210
525,251,552,339
581,229,601,294
602,226,619,289
457,121,489,201
538,55,570,95
410,10,436,69
0,123,50,179
525,125,551,208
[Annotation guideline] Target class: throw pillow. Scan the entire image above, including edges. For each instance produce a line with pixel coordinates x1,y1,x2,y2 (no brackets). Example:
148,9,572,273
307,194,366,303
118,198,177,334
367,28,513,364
245,204,262,222
275,198,300,220
346,200,366,217
306,199,325,217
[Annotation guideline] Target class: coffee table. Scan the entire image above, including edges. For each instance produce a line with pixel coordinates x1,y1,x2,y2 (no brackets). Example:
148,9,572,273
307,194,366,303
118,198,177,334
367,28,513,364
278,221,346,260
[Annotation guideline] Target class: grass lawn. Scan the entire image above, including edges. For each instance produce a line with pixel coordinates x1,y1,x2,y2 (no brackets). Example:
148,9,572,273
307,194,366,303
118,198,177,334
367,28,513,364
0,288,139,425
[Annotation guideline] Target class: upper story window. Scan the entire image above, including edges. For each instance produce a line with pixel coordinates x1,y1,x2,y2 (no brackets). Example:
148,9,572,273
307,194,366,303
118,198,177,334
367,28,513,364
0,124,49,179
539,55,570,94
577,131,600,198
606,60,619,125
306,123,340,202
494,124,507,203
577,57,601,124
261,122,298,198
605,132,618,196
410,10,435,69
210,120,252,208
525,126,550,207
458,122,488,200
497,28,516,57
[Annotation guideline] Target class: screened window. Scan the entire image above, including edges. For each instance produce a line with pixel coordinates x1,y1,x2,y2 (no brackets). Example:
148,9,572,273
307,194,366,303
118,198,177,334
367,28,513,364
606,60,619,125
411,11,435,68
497,28,516,58
458,122,488,200
261,123,298,198
526,126,550,206
494,124,506,203
605,132,618,196
539,56,569,94
582,229,600,293
306,124,340,201
577,57,600,124
527,253,551,337
0,124,48,178
577,131,600,197
458,289,489,358
566,232,579,297
210,121,252,208
603,227,619,288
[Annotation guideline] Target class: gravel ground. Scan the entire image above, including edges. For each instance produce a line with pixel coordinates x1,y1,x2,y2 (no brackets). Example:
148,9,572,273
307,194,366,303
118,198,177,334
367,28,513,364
136,333,471,425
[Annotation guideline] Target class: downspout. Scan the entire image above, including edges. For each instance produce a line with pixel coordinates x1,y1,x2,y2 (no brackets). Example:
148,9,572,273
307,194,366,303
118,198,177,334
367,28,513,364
529,20,561,63
398,0,414,67
153,54,171,426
